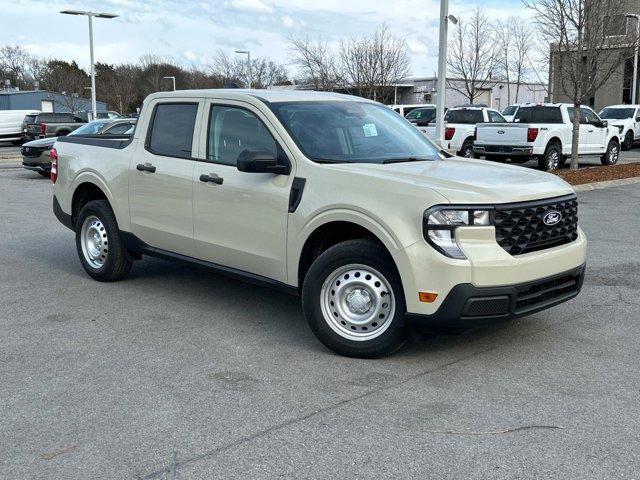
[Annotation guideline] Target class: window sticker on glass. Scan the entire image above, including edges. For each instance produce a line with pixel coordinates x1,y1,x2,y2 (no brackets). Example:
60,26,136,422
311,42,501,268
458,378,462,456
362,123,378,137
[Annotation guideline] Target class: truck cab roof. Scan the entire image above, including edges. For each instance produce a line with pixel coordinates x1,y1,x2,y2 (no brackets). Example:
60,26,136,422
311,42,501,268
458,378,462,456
145,89,377,105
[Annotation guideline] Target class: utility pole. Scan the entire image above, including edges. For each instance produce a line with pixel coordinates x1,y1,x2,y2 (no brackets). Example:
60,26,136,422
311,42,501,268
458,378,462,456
60,10,118,119
435,0,457,146
626,14,640,104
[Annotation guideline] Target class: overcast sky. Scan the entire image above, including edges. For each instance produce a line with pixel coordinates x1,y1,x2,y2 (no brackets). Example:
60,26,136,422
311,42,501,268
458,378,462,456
2,0,529,77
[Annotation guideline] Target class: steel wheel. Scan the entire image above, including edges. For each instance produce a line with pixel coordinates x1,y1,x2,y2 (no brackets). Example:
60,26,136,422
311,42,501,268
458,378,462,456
320,264,395,341
80,215,109,269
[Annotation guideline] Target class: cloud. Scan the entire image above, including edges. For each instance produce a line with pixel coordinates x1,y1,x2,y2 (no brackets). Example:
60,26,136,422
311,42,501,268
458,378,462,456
227,0,272,12
281,15,294,28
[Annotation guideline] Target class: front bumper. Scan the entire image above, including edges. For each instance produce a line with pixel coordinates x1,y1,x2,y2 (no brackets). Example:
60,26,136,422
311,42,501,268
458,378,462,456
406,264,585,328
22,159,51,173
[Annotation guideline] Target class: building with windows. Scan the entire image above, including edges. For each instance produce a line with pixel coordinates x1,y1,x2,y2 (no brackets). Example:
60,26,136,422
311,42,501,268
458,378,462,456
548,0,640,110
0,89,106,113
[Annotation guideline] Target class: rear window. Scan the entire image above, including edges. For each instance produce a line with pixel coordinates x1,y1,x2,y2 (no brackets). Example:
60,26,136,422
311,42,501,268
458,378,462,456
146,103,198,158
444,109,484,124
502,105,518,116
514,107,563,123
24,114,38,124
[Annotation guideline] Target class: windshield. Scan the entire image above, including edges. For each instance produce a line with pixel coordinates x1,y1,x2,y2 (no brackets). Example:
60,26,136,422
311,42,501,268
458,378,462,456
405,107,436,122
600,107,636,119
70,120,110,136
502,105,518,116
270,101,442,164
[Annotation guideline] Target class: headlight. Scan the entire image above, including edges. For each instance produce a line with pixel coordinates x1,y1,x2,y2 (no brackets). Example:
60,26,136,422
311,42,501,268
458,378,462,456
423,206,494,259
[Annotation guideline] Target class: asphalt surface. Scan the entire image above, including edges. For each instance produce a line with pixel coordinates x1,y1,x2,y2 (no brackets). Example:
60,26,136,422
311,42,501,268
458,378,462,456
1,167,639,479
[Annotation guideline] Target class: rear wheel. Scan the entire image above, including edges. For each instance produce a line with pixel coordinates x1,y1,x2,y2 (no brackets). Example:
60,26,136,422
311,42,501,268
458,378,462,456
302,239,407,358
459,139,475,158
538,142,561,171
601,139,620,166
75,199,132,282
622,130,634,151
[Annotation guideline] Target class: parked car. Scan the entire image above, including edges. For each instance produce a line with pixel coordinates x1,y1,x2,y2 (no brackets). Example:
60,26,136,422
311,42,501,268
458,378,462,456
390,103,435,117
22,118,136,176
23,112,85,140
502,104,521,122
0,110,40,145
474,103,621,170
51,89,587,357
598,104,640,151
76,110,122,122
423,106,507,157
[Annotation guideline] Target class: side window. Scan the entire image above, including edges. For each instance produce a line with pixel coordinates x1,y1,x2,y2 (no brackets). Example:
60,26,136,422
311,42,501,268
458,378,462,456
636,109,640,121
567,107,588,124
207,105,277,166
488,110,505,122
147,103,198,158
104,123,131,135
583,108,599,124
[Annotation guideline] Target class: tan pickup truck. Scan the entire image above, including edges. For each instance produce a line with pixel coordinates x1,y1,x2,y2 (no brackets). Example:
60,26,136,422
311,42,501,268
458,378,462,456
51,89,587,357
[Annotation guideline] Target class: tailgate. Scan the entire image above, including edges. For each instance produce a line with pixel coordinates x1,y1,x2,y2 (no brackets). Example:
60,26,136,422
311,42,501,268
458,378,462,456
26,124,40,136
422,125,437,139
476,123,528,144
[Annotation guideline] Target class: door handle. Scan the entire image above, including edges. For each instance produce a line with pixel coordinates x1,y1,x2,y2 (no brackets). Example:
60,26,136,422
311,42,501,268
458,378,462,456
588,129,594,132
199,173,223,185
136,163,156,173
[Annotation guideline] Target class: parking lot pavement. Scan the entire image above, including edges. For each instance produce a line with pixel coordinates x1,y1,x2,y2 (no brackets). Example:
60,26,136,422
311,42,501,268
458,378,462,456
1,168,639,479
0,142,21,158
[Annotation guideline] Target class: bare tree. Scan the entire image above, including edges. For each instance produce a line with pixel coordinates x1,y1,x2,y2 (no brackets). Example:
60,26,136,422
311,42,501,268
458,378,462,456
289,37,342,91
250,58,288,88
494,17,534,104
0,45,33,89
447,8,499,103
39,60,89,112
524,0,640,169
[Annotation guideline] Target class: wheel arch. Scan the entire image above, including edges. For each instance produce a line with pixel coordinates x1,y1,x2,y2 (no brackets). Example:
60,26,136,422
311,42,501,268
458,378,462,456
70,180,112,229
293,214,402,292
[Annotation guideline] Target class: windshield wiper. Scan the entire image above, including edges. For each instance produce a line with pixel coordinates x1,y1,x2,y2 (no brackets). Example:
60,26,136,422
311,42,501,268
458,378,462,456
382,157,430,164
314,158,349,164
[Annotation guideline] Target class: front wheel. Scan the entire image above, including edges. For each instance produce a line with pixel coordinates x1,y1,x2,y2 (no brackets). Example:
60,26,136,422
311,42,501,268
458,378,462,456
75,199,133,282
601,140,620,166
302,239,407,357
622,131,634,151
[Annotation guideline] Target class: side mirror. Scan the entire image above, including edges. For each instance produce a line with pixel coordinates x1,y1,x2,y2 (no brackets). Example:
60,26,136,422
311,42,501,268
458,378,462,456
600,120,608,128
237,148,290,175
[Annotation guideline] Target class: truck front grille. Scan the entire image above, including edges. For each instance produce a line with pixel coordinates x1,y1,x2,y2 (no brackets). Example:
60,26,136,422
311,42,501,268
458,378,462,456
514,268,582,313
494,195,578,255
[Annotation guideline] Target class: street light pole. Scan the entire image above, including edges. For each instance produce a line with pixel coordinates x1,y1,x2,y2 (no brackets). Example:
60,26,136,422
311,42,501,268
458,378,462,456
235,50,252,89
435,0,457,146
626,14,640,104
60,10,118,119
163,76,176,91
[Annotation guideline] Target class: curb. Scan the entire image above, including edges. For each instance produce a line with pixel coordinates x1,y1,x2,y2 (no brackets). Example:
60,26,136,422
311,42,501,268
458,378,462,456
0,156,21,162
573,176,640,192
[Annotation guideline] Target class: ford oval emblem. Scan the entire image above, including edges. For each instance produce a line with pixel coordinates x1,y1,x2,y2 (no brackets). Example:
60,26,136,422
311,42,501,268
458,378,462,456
543,211,562,226
497,130,505,134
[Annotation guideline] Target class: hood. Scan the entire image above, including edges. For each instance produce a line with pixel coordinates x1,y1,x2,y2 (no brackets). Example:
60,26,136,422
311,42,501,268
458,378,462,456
325,157,574,204
23,137,57,148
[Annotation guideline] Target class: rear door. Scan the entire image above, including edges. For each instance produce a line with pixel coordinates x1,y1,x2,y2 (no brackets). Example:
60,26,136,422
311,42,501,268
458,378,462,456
192,100,292,282
634,108,640,140
129,99,203,257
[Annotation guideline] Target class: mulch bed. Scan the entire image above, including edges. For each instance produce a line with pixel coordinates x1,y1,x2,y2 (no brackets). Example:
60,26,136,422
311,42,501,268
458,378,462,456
554,162,640,185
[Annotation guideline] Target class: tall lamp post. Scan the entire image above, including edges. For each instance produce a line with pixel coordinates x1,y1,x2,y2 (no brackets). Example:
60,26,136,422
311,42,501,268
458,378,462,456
163,76,176,91
235,50,252,89
60,10,118,119
626,14,640,104
435,0,457,146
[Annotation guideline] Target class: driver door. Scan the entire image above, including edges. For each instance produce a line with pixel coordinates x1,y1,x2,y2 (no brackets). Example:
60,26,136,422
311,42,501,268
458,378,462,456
192,100,293,283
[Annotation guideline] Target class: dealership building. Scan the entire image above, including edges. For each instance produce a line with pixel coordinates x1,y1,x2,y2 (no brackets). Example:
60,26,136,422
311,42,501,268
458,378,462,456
0,89,106,113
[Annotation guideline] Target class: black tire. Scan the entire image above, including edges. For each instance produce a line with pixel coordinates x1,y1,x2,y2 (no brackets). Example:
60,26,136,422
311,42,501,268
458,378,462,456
622,130,634,151
538,142,561,171
459,139,475,158
75,199,132,282
37,170,50,177
11,139,23,146
57,130,70,136
301,239,408,358
601,139,620,166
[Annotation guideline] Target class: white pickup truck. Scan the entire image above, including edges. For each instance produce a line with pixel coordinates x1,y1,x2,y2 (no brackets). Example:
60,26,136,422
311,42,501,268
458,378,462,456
51,89,586,357
599,104,640,151
474,103,621,170
422,106,506,157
